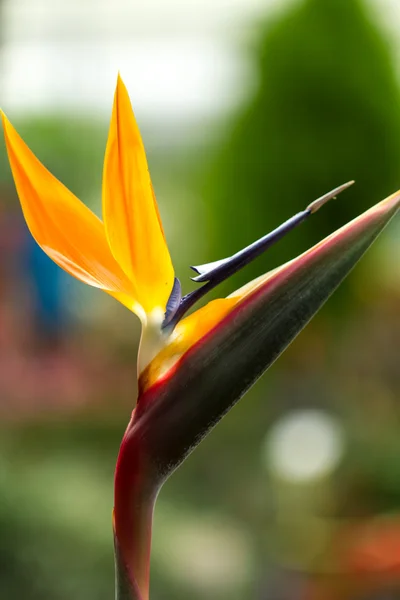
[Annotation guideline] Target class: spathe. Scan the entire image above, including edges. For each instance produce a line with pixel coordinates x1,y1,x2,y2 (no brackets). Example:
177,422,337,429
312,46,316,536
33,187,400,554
115,191,400,599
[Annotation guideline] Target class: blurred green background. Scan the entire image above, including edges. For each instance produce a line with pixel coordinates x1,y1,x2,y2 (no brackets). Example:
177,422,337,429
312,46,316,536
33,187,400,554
0,0,400,598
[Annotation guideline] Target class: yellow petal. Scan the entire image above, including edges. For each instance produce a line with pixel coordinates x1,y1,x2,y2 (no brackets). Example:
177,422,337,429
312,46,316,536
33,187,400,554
102,75,174,314
2,112,137,310
139,298,237,391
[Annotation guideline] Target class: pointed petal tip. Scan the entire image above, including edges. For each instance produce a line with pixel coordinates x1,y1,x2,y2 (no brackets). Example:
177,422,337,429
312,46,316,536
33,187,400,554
1,112,7,138
116,72,129,99
307,180,355,214
1,110,12,134
1,111,17,137
103,71,174,314
355,189,400,230
379,189,400,212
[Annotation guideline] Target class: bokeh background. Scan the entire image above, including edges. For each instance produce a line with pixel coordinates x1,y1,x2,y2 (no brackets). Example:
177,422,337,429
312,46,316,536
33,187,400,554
1,0,400,598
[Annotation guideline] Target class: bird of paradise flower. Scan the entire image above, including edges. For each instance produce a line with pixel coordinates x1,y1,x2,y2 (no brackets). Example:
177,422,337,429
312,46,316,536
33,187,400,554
2,75,399,600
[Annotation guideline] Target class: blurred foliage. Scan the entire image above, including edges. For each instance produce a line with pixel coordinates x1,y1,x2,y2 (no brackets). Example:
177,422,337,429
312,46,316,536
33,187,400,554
0,420,118,600
202,0,400,306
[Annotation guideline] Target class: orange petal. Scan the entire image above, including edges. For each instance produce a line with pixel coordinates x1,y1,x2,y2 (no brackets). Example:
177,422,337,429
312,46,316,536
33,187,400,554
2,112,137,310
139,297,237,391
102,75,174,315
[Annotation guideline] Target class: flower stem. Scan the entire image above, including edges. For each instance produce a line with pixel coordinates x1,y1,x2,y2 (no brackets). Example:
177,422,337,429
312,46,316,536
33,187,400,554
113,420,158,600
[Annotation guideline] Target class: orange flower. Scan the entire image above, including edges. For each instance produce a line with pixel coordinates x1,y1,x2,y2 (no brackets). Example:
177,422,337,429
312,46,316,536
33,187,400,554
3,76,400,600
0,76,371,382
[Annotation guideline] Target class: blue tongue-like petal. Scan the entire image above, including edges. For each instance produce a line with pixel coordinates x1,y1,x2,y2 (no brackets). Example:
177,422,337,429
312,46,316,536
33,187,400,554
190,259,227,277
190,181,354,284
164,181,354,329
164,277,182,326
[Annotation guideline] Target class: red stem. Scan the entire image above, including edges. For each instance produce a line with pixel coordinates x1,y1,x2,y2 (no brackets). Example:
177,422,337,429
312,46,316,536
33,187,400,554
114,415,158,600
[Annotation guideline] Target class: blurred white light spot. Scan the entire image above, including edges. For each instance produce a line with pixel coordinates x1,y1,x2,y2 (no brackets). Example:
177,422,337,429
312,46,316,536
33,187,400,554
264,409,345,482
153,507,253,593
